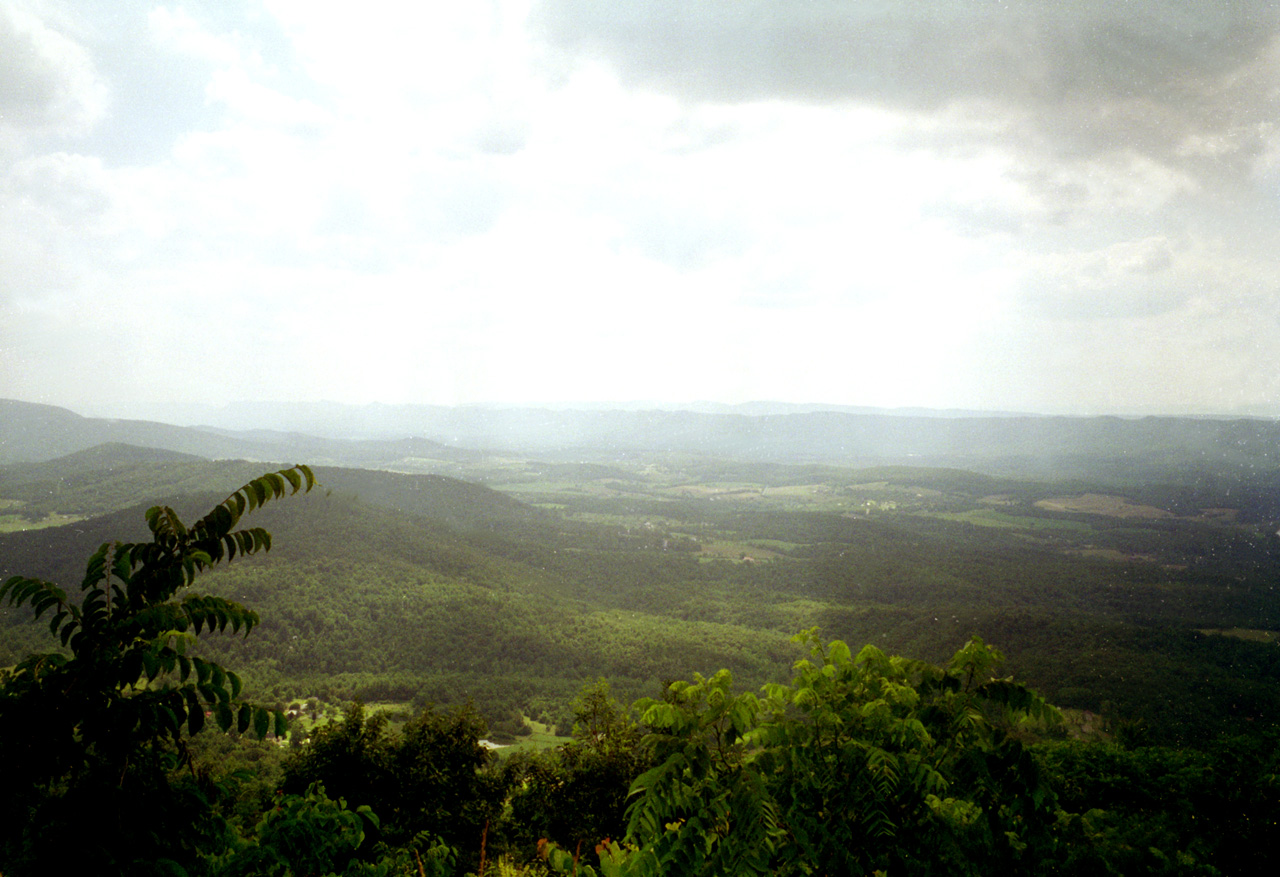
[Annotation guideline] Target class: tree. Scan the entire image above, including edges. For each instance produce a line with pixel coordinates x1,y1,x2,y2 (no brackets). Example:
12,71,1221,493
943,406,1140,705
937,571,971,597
505,680,648,864
0,465,316,875
571,678,640,755
617,631,1062,877
282,700,505,868
213,783,384,877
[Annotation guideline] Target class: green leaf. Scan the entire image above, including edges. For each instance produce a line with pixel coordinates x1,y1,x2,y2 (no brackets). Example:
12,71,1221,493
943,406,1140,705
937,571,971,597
212,504,235,537
253,706,270,739
111,545,134,583
158,704,181,738
827,640,852,667
141,648,159,681
355,804,379,830
80,544,111,590
215,702,234,732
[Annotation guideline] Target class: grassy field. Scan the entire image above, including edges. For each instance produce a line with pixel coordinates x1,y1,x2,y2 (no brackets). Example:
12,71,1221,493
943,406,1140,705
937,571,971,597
1198,627,1280,643
495,718,572,755
1035,493,1175,519
0,509,86,533
927,509,1096,532
698,540,785,561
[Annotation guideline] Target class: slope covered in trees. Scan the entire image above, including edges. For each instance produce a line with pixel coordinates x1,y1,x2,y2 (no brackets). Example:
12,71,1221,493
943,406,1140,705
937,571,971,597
4,444,1279,746
3,459,1279,875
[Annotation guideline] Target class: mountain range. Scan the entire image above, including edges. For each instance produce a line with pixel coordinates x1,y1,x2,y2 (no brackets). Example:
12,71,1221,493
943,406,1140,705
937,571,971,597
4,397,1279,480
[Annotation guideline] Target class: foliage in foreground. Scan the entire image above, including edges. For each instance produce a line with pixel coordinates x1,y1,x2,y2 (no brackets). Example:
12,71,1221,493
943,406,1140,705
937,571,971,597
503,679,649,862
0,466,314,875
532,635,1280,877
588,632,1062,876
212,781,456,877
281,700,505,865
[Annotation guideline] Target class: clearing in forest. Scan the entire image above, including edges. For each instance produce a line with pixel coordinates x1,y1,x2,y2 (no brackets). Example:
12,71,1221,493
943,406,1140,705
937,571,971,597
1034,493,1174,520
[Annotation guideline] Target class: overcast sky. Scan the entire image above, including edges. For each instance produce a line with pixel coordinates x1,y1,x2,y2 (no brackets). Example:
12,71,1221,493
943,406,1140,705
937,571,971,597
3,1,1280,420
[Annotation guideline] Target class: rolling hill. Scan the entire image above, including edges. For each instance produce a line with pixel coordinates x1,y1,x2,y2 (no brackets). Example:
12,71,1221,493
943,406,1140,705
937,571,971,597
4,439,1279,745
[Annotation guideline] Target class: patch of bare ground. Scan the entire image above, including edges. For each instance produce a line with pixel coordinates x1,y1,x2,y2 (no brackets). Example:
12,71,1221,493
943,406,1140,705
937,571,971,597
1069,547,1159,563
1034,493,1174,519
1198,628,1279,644
668,485,765,501
1060,708,1111,742
979,494,1017,506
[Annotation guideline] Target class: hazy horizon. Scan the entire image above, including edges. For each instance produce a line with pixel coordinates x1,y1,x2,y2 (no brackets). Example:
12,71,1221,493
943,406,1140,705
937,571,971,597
5,2,1280,419
6,393,1278,430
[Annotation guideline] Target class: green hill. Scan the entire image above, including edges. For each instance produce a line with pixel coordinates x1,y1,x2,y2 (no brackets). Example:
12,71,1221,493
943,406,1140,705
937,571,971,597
4,446,1280,745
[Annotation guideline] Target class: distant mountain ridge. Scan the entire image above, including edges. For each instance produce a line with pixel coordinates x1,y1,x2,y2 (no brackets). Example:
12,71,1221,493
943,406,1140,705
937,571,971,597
4,398,1279,479
198,399,1028,434
0,400,471,468
0,399,284,463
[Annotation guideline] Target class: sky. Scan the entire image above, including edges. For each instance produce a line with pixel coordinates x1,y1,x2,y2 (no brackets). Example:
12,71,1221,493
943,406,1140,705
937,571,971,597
3,0,1280,421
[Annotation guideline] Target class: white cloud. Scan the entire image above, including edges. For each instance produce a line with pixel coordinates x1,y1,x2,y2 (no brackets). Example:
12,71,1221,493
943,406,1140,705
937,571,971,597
1021,236,1187,321
3,1,1280,417
0,1,107,138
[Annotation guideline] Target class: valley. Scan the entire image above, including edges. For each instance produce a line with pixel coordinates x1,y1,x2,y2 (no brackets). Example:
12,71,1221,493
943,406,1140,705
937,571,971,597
4,405,1279,747
5,401,1280,874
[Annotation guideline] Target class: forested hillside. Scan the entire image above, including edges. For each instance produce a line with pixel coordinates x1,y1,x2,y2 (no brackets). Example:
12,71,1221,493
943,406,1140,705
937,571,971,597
4,447,1280,874
5,442,1279,745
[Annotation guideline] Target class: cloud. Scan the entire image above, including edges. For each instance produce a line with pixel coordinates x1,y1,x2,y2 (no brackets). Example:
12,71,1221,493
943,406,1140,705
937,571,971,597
4,1,1280,417
1020,235,1190,320
533,1,1280,176
0,2,107,138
